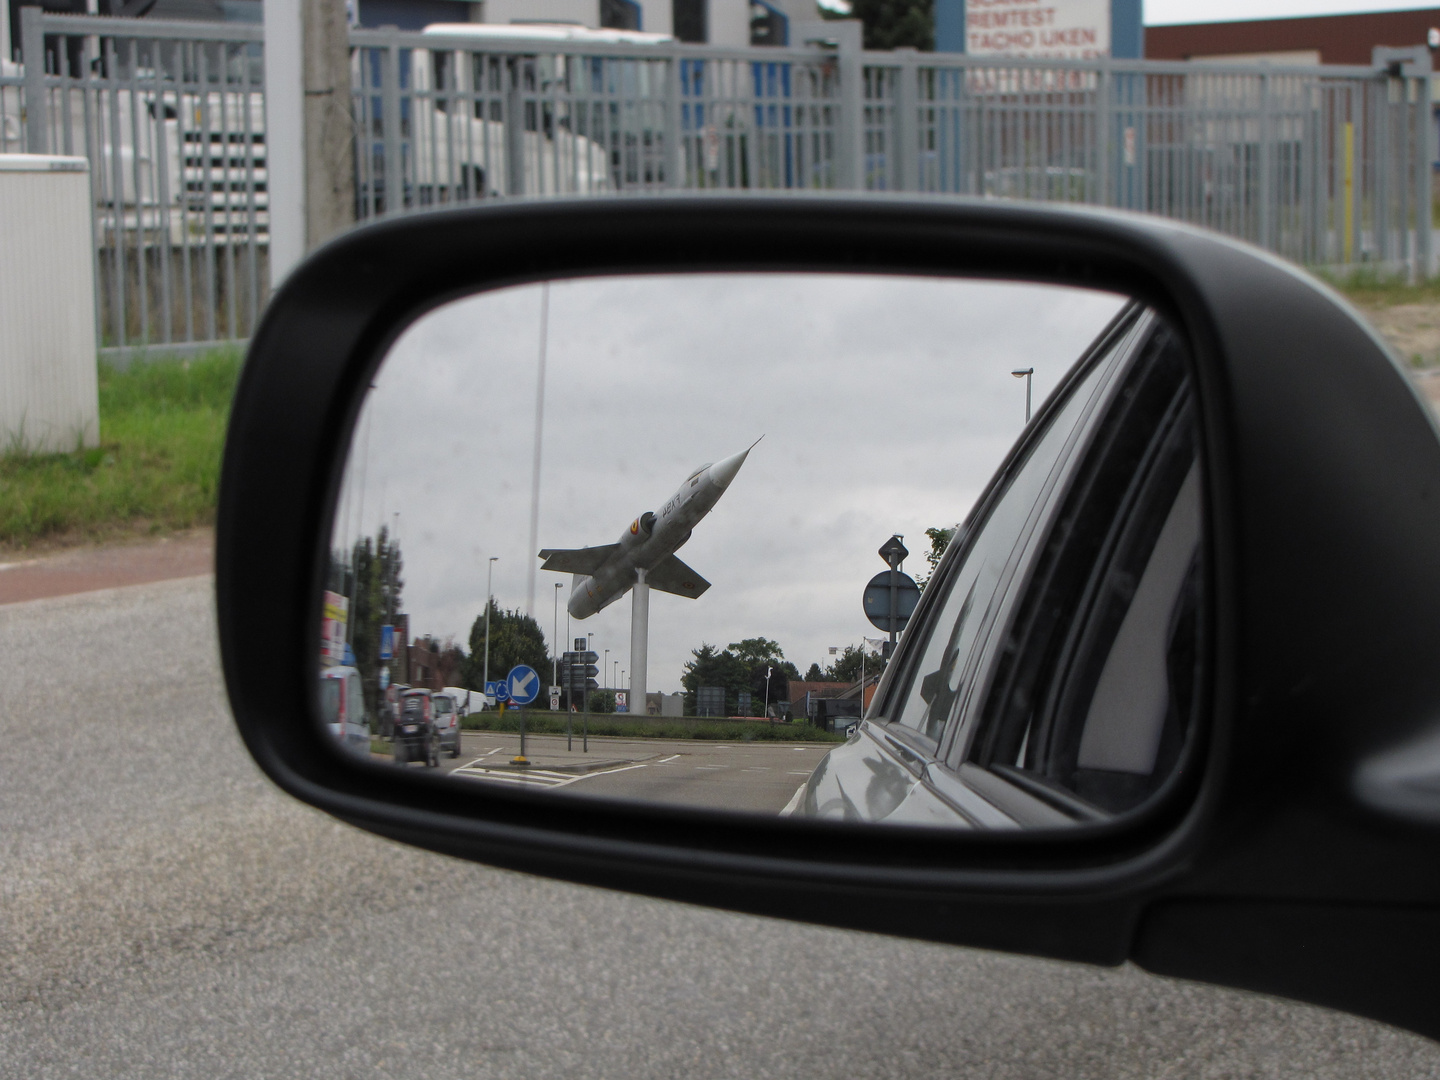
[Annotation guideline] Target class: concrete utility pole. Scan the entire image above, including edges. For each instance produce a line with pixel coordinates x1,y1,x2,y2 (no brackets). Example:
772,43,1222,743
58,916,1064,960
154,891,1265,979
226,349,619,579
265,0,355,289
303,0,355,250
629,567,648,716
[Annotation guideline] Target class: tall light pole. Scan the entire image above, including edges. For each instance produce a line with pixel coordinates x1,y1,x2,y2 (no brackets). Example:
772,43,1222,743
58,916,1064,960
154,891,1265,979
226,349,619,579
482,556,497,702
603,649,609,690
614,659,619,690
552,582,562,689
1012,367,1034,423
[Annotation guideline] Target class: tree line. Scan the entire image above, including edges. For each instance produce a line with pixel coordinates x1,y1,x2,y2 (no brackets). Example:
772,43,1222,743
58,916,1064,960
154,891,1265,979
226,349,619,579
327,518,959,721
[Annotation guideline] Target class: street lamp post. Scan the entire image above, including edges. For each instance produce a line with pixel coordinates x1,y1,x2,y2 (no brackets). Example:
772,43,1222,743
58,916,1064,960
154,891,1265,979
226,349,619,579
482,556,498,703
614,660,619,691
603,649,609,690
1012,367,1035,423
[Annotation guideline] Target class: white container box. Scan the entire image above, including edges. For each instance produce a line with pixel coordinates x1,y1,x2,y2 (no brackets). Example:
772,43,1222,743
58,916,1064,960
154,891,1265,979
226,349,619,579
0,155,98,454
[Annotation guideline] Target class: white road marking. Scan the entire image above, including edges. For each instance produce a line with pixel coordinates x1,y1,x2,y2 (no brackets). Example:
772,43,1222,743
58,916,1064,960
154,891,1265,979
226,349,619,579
657,754,680,764
786,770,812,776
453,760,655,789
694,765,726,770
742,766,769,772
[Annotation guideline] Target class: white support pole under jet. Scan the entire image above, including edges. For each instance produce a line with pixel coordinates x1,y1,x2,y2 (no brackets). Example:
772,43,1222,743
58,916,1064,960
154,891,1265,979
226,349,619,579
630,566,648,715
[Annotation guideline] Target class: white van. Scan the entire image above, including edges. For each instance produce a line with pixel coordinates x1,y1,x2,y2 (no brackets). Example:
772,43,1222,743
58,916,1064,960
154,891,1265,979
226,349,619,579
319,666,371,757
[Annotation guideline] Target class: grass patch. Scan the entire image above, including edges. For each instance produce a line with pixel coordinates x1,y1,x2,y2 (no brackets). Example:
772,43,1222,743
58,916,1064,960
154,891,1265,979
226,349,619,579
463,711,846,742
0,348,242,548
1316,266,1440,308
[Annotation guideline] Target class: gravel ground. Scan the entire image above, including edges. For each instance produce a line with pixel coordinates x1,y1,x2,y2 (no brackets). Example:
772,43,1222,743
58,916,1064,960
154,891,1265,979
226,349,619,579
2,577,1439,1079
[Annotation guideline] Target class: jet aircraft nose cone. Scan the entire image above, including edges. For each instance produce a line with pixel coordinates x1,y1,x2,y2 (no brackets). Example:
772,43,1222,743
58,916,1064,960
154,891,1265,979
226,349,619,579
709,437,761,490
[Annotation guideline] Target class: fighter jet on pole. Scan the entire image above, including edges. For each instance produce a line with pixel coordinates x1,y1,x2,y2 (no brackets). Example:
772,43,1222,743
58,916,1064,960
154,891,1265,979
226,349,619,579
538,439,760,716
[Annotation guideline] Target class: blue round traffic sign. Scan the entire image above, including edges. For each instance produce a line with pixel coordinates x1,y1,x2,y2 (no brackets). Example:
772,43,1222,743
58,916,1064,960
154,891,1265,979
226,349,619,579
506,665,540,706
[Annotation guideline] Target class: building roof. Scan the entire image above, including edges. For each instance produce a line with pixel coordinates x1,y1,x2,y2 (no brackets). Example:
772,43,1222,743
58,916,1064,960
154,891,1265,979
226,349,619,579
1146,8,1440,66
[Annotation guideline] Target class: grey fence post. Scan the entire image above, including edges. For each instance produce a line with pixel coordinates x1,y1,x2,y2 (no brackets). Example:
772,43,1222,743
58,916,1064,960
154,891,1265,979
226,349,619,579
1418,71,1434,279
664,53,682,189
21,6,47,154
505,59,525,196
834,21,863,190
1095,62,1110,206
381,34,402,213
1259,69,1275,251
893,48,918,192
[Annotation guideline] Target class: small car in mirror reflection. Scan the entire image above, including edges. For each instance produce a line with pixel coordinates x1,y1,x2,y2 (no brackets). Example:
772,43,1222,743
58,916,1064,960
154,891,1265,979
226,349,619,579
318,665,371,758
393,687,440,768
431,690,463,759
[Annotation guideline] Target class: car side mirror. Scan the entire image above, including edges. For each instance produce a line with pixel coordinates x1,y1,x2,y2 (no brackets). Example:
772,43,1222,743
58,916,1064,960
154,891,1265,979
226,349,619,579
218,195,1440,1041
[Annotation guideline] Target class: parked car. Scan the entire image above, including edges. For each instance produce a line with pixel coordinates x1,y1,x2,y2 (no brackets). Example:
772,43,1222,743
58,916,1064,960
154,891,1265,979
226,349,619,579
317,665,370,757
431,690,463,758
393,688,438,768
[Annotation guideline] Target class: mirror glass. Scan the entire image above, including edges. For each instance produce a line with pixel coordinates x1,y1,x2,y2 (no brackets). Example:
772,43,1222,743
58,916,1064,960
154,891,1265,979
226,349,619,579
320,272,1204,830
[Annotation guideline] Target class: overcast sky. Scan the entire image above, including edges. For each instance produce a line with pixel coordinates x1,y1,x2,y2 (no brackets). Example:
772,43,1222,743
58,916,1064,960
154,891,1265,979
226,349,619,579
1146,0,1440,24
330,274,1125,695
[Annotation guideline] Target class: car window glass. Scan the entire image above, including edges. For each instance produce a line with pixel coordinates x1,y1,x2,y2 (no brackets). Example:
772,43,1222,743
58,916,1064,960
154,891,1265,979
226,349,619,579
966,325,1201,818
881,321,1134,747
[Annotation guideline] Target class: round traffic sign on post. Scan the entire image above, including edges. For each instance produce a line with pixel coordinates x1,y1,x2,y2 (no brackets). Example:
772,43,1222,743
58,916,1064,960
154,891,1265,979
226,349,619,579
507,665,540,706
863,571,919,633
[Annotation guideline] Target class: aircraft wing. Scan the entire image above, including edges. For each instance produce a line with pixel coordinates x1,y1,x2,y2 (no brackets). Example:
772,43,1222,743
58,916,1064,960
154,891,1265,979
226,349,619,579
646,554,711,600
538,544,620,576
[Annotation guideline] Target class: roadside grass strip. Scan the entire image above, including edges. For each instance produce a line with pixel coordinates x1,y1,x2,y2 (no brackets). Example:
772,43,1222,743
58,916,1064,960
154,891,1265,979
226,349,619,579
0,349,242,547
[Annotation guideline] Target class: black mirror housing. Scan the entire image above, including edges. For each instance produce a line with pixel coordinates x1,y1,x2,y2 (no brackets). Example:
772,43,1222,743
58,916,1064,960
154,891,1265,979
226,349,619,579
217,194,1440,1039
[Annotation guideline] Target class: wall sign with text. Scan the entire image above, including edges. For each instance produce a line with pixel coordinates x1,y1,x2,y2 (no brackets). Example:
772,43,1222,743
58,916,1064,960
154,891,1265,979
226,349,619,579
966,0,1110,60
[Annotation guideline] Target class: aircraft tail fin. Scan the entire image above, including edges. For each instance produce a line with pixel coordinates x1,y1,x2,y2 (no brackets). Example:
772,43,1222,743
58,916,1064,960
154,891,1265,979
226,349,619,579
538,544,619,576
647,554,711,600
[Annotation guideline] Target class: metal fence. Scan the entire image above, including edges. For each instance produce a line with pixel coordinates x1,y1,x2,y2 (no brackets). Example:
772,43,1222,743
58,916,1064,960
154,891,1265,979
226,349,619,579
3,13,1433,357
4,10,265,362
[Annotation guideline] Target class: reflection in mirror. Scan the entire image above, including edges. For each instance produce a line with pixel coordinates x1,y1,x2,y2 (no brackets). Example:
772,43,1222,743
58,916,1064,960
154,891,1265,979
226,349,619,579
320,273,1203,830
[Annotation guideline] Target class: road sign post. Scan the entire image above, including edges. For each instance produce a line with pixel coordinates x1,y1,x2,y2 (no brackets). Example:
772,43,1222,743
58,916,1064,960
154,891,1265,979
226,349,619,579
506,665,540,765
865,536,919,660
561,648,599,750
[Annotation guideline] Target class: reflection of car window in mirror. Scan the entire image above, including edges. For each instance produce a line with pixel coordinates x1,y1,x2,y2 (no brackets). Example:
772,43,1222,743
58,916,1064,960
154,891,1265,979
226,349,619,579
317,273,1202,831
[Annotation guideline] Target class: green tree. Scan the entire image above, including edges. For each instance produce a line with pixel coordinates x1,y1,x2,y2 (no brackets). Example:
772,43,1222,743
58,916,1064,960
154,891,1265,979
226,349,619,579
682,643,752,716
826,643,886,684
682,639,801,717
327,526,404,722
727,637,800,680
830,0,933,51
917,524,957,590
462,600,551,692
587,689,616,714
804,662,826,682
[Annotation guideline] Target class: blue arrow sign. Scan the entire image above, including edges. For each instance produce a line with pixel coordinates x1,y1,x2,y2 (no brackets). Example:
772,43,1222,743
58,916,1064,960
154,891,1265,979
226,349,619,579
486,680,509,702
507,665,540,706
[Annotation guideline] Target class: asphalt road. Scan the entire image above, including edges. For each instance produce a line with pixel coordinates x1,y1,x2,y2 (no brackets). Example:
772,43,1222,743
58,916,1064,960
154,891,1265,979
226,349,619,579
4,577,1440,1079
432,733,828,813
